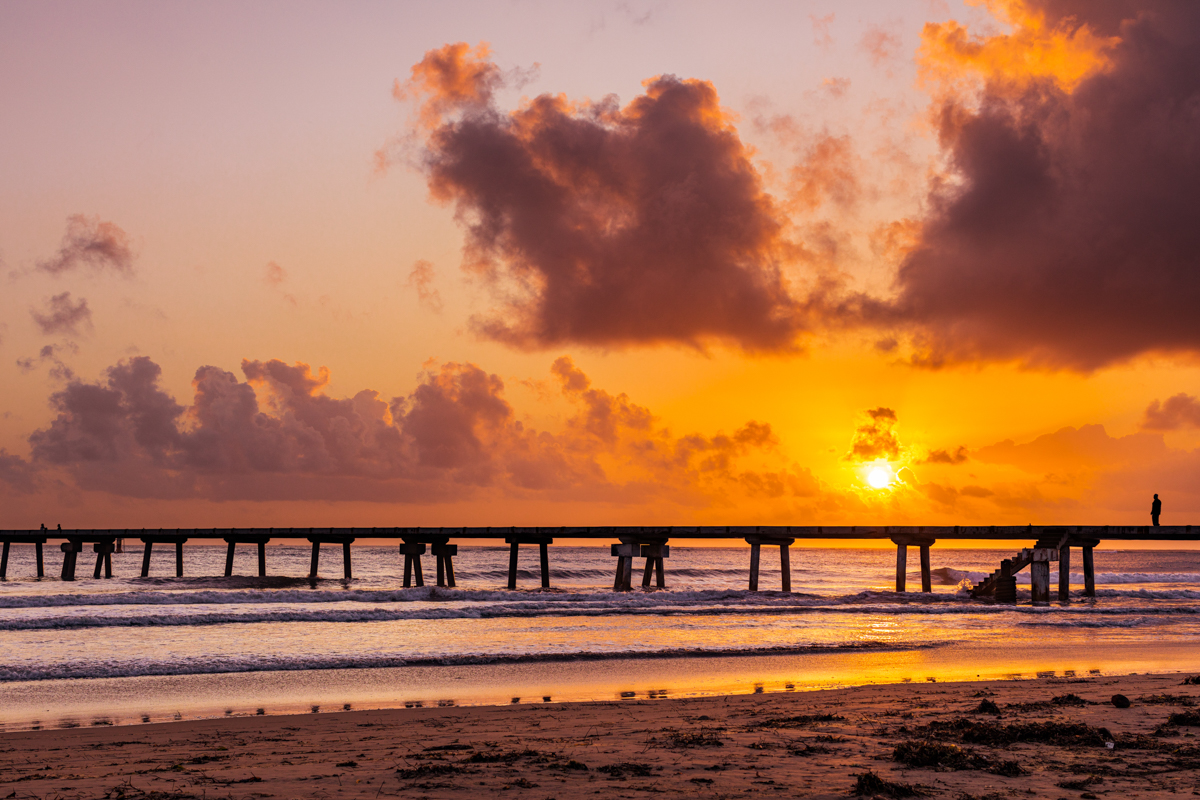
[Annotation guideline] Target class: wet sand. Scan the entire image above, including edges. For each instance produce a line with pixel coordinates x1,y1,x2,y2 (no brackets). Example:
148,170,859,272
3,672,1200,799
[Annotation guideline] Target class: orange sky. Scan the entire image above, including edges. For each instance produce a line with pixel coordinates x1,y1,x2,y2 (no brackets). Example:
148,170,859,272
2,0,1199,530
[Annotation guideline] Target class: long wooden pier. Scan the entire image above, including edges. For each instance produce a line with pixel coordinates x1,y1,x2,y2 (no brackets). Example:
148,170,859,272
1,525,1196,605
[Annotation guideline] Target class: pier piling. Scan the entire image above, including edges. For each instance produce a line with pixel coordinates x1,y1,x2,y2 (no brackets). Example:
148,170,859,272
139,536,188,578
639,543,669,589
891,535,935,592
225,541,236,577
400,541,426,587
308,536,354,580
35,541,43,578
1058,543,1071,602
1082,542,1096,597
431,541,457,587
92,541,114,579
745,535,794,591
505,537,553,590
60,541,81,580
0,541,7,579
920,545,932,593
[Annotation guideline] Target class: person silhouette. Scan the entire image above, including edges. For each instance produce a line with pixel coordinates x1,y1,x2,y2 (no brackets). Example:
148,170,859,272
1151,493,1162,527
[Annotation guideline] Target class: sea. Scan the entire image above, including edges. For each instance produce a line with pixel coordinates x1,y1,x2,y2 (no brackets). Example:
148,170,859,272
1,543,1198,730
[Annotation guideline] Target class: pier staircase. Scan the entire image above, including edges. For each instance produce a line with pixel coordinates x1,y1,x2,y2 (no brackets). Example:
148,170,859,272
969,531,1070,601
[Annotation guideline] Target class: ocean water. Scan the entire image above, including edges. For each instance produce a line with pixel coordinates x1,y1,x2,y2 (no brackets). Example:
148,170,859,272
1,543,1198,729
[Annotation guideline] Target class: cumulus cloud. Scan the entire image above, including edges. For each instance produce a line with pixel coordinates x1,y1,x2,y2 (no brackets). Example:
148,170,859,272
869,0,1200,369
36,214,135,276
24,354,787,505
392,43,811,353
1142,393,1200,431
848,407,900,461
31,292,91,336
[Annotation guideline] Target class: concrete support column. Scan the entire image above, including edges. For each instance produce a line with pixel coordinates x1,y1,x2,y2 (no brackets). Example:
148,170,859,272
176,541,184,578
506,537,554,590
93,541,114,579
748,542,761,591
60,541,82,581
400,541,427,587
891,536,936,593
1083,546,1096,597
0,541,8,579
611,542,635,591
1058,544,1071,602
639,543,669,589
225,541,236,577
259,542,268,578
342,541,352,580
141,541,153,578
432,542,457,588
920,545,932,593
745,536,795,592
35,542,44,578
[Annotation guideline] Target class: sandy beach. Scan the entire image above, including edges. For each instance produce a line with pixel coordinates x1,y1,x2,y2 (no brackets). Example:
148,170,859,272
4,672,1200,799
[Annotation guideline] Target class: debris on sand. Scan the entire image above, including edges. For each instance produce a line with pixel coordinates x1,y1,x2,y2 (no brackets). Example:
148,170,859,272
892,740,1024,776
1112,694,1131,708
852,769,930,797
973,699,1001,715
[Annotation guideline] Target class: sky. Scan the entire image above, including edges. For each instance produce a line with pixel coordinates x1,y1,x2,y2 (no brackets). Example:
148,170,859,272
2,0,1199,530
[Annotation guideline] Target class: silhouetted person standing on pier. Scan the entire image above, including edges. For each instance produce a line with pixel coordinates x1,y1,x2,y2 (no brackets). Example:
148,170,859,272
1151,493,1162,526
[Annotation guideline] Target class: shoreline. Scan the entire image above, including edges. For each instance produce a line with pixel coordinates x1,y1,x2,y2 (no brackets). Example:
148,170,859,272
4,671,1200,798
3,640,1198,734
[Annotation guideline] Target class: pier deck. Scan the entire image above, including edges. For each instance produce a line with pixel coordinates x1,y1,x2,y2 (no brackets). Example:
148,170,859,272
0,525,1196,605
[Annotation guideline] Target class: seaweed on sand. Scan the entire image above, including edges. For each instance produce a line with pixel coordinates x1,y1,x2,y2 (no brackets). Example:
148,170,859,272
914,717,1115,748
852,770,930,797
752,713,846,729
893,740,1025,776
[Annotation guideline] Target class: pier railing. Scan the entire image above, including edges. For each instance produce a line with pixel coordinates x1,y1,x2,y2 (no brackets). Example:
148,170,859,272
1,525,1195,606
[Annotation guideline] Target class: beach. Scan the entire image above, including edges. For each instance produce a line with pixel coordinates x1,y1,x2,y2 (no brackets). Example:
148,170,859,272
4,672,1200,799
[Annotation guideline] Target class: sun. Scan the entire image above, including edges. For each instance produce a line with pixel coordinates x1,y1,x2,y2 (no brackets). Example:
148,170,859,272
867,466,892,489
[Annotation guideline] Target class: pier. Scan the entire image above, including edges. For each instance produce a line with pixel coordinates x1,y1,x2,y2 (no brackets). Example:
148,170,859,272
1,525,1197,605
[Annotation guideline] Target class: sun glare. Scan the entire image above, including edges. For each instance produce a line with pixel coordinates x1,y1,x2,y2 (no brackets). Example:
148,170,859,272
867,466,892,489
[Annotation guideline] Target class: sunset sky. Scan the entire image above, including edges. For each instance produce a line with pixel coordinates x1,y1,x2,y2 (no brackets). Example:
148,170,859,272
2,0,1199,529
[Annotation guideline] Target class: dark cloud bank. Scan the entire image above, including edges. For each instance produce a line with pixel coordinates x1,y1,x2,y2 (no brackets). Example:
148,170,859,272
3,356,801,504
400,1,1200,370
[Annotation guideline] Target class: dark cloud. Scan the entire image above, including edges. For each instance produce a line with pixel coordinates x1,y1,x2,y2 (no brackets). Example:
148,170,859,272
36,214,134,276
923,445,968,464
31,292,91,336
1142,393,1200,431
395,43,809,353
25,355,783,504
848,407,900,462
17,343,78,381
870,1,1200,369
0,450,37,495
